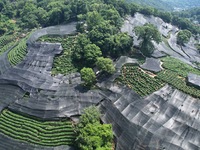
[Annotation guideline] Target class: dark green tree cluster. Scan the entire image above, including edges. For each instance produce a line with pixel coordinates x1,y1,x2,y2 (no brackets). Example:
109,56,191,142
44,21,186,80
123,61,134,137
173,7,200,24
0,0,95,28
1,0,199,35
96,57,115,74
134,23,161,56
74,3,133,60
80,67,96,87
177,30,192,46
0,14,15,35
76,106,113,150
196,44,200,51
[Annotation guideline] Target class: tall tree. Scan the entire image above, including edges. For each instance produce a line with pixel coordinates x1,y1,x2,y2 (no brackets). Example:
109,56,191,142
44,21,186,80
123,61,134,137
103,33,133,58
177,30,192,46
76,106,113,150
72,34,91,62
96,57,115,74
86,11,104,30
134,23,161,57
83,44,102,66
80,67,96,87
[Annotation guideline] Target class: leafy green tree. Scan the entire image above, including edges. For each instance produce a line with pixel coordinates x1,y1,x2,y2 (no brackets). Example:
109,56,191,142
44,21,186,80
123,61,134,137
88,20,117,47
100,7,122,27
76,106,113,150
83,44,102,66
1,4,14,18
80,67,96,87
35,7,49,27
77,123,113,150
72,34,91,61
96,57,115,74
115,0,131,17
86,11,104,30
130,3,140,16
103,33,133,58
20,1,40,28
158,12,172,23
139,7,154,16
134,23,161,56
177,30,192,46
0,14,16,35
70,0,89,18
21,13,39,28
78,106,100,127
0,1,5,12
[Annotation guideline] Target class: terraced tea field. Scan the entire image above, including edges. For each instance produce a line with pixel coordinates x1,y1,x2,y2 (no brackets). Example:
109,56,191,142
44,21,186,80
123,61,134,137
0,34,17,55
117,64,165,96
0,109,75,146
38,36,78,75
118,57,200,98
7,38,27,66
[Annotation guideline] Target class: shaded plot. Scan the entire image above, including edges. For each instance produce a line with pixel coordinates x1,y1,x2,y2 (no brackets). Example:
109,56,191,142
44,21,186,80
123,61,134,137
187,73,200,89
0,23,104,149
121,13,200,67
140,58,162,73
0,84,25,112
99,84,200,150
0,17,200,150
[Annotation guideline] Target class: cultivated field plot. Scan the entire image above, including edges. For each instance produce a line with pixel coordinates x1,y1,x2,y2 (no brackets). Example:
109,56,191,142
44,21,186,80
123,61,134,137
0,34,17,55
117,64,164,96
118,57,200,98
38,36,78,75
0,109,75,146
7,38,27,66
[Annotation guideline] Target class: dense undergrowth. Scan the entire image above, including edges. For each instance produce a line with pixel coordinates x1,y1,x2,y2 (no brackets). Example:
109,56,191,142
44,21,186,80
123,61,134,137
0,109,75,146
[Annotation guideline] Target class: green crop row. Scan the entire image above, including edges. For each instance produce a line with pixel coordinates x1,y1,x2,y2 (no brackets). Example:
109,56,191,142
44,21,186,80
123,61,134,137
156,70,200,98
0,114,73,134
117,64,165,96
7,38,27,66
3,110,71,126
0,34,15,49
0,109,76,146
0,41,16,55
161,57,200,77
38,36,78,75
0,34,17,55
117,57,200,98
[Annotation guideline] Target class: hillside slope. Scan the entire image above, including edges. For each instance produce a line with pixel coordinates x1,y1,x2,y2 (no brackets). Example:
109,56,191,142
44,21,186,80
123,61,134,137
126,0,172,10
127,0,200,10
162,0,200,10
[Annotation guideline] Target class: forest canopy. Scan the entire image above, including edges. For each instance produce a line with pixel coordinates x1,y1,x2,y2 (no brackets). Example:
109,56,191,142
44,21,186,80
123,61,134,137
0,0,199,35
